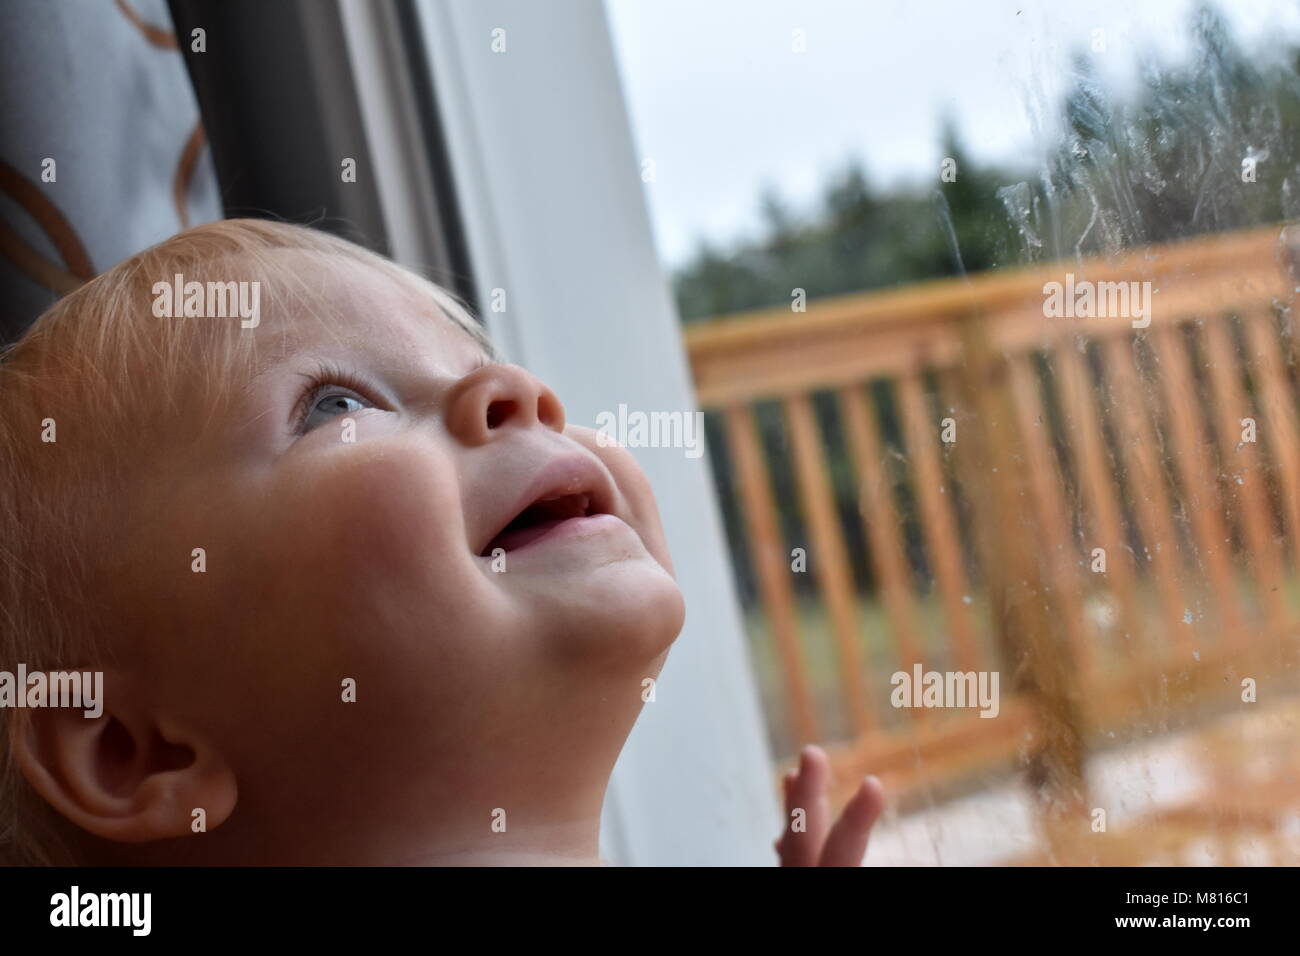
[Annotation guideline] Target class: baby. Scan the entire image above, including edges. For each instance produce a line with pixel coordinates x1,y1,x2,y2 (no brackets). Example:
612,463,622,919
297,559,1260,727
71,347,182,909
0,219,883,866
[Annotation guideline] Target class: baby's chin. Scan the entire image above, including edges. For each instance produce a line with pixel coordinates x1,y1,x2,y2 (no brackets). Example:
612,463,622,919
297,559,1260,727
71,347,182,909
515,553,685,665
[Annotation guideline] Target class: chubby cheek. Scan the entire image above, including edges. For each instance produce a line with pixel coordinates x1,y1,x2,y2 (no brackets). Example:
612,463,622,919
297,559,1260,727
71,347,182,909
269,440,476,620
237,441,502,698
186,439,519,775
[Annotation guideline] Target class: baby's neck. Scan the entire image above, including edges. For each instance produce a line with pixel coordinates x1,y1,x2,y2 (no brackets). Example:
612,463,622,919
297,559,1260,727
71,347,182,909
414,848,603,866
393,815,605,867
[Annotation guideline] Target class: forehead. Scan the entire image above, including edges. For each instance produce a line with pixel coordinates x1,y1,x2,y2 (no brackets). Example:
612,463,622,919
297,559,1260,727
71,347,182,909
244,250,488,380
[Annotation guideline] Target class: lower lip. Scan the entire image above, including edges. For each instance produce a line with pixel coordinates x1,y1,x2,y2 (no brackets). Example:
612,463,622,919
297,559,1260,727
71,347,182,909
492,513,625,557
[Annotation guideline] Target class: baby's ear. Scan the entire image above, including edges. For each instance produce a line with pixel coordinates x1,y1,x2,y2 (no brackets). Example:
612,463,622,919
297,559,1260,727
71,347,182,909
9,669,237,845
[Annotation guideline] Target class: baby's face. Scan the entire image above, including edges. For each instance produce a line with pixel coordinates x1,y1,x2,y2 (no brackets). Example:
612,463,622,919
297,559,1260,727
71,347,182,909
98,253,684,862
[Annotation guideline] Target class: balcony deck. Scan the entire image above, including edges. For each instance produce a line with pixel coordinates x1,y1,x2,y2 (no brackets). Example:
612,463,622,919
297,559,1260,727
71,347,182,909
685,223,1300,863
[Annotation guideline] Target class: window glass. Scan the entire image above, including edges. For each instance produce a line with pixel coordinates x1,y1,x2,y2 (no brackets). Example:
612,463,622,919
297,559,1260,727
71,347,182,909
609,0,1300,865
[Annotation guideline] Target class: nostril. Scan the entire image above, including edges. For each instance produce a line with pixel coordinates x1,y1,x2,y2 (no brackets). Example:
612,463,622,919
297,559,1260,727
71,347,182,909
485,400,515,430
538,391,564,431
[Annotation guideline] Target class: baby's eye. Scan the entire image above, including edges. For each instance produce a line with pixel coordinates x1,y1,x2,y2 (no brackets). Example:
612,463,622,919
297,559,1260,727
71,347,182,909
301,387,373,431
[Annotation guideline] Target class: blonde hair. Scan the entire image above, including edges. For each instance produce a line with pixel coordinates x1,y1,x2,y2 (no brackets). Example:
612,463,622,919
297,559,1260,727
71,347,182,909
0,219,492,864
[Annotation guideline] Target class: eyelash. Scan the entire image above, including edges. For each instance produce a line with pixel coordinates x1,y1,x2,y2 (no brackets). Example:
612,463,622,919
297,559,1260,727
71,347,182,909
292,362,383,433
290,352,495,433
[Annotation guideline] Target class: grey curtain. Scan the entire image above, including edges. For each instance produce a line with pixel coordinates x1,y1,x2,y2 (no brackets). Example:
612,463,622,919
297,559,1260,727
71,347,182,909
0,0,221,346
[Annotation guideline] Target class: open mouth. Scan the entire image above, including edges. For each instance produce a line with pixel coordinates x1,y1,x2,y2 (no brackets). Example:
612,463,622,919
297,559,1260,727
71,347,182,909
480,492,598,555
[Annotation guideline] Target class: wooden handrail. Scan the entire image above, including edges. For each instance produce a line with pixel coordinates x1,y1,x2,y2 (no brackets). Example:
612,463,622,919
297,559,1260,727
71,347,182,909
686,224,1298,406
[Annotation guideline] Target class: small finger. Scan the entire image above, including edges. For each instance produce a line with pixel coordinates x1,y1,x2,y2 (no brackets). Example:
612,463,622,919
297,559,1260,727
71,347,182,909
818,775,886,867
777,745,832,867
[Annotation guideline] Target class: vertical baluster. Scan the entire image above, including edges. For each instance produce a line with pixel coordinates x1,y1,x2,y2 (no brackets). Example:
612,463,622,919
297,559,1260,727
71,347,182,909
896,371,982,674
1103,335,1193,653
1150,323,1244,644
1201,318,1287,629
839,384,926,683
1053,338,1145,656
1006,354,1095,676
1241,310,1300,569
784,393,875,734
723,404,819,746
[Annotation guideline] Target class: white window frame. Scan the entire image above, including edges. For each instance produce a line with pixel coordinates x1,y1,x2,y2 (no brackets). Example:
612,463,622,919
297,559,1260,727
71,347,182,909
341,0,779,864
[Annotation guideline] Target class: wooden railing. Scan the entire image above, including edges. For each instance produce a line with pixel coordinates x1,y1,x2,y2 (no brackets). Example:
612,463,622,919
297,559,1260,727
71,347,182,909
685,224,1300,846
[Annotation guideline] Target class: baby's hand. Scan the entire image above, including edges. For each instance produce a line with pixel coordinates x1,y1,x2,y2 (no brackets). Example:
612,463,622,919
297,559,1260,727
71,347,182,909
775,745,885,867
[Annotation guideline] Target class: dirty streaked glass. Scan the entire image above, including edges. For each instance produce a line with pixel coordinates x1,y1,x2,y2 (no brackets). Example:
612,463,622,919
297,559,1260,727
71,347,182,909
609,0,1300,864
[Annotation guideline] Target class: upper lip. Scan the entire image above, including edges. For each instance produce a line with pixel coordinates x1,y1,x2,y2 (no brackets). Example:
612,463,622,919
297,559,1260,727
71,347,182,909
476,451,617,556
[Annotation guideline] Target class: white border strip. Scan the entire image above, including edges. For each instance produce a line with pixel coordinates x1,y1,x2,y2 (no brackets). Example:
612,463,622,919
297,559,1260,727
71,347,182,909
414,0,779,865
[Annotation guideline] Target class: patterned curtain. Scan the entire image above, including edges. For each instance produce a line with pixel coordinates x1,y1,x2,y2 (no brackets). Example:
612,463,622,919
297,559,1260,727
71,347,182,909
0,0,221,345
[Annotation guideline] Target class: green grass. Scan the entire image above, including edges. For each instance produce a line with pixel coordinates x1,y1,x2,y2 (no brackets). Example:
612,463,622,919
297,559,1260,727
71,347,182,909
743,568,1300,760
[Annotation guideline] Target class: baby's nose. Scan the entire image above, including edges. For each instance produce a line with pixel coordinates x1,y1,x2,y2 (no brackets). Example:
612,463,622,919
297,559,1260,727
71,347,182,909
444,362,566,445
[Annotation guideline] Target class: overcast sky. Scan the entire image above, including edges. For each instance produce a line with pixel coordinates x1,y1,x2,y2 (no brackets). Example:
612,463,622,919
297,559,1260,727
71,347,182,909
605,0,1300,268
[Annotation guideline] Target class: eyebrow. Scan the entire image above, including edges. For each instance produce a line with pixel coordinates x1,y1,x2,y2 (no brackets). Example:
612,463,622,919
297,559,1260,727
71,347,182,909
234,334,497,418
